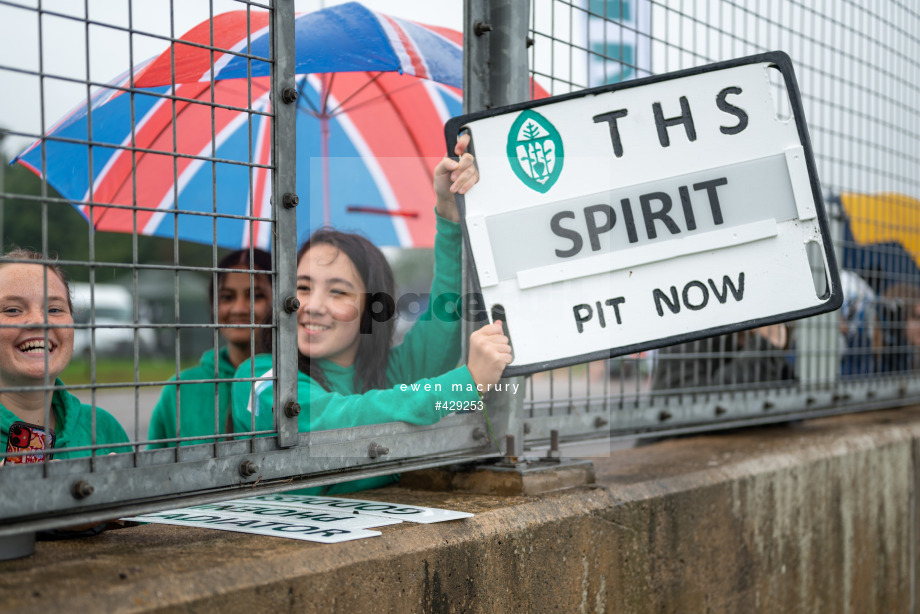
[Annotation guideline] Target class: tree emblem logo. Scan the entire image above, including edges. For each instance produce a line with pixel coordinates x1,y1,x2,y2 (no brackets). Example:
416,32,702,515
506,109,564,193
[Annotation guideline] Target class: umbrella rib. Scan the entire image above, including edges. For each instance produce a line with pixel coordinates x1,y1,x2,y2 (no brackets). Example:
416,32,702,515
327,78,432,119
377,81,436,193
325,72,385,114
296,78,320,115
335,76,432,166
321,73,335,116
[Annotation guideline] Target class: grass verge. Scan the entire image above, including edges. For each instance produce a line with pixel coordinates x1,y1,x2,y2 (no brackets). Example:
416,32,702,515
62,356,198,385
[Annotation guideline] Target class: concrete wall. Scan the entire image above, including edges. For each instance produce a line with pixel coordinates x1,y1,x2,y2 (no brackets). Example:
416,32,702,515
1,407,918,613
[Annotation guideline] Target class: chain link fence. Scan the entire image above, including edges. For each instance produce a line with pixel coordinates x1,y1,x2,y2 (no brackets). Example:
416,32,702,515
523,0,920,449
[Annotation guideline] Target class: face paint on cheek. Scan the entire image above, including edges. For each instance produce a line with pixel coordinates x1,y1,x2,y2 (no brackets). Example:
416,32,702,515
331,301,362,323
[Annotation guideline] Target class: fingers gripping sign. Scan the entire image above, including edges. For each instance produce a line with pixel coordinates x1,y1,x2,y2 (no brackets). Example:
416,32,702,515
467,320,513,389
434,133,512,387
434,132,478,223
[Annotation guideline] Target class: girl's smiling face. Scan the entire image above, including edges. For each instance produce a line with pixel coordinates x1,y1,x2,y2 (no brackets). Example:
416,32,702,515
296,244,366,367
0,263,74,387
216,266,272,348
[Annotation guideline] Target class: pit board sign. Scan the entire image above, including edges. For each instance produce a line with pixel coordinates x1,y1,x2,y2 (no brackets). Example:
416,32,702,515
446,52,841,376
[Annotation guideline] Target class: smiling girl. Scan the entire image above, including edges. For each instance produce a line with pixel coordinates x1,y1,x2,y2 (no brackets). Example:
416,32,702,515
231,135,512,494
147,248,272,449
0,249,129,463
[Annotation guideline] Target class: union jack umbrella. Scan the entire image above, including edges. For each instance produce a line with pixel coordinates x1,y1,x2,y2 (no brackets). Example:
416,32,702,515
14,2,466,249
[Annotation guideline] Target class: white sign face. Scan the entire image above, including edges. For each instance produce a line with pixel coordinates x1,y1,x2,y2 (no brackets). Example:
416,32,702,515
238,493,475,524
175,501,403,528
125,496,473,542
123,507,383,544
447,52,841,375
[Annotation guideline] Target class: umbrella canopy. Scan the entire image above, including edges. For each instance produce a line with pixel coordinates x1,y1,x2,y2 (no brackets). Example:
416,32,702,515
130,4,461,89
839,192,920,294
13,2,465,249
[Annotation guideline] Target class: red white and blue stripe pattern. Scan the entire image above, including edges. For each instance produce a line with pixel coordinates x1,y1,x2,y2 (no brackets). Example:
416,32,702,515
132,3,462,89
296,71,462,248
16,76,278,249
13,3,463,249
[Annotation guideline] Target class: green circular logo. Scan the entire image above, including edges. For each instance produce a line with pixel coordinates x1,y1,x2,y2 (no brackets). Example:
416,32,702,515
506,109,564,193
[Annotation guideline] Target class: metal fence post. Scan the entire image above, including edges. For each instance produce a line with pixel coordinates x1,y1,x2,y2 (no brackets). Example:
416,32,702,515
464,0,530,455
271,0,300,448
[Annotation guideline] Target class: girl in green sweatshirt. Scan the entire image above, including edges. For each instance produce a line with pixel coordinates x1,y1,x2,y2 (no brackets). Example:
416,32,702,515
0,249,130,463
147,248,272,449
231,134,513,494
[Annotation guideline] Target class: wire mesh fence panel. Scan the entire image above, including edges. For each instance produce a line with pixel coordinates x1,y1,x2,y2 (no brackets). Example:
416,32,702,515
522,0,920,447
1,0,918,535
0,0,490,535
0,0,292,530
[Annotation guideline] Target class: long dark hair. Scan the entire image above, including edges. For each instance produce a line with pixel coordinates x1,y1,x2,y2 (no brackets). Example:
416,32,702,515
295,229,396,393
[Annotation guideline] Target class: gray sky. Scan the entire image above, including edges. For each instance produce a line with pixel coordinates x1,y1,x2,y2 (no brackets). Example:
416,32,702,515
0,0,463,157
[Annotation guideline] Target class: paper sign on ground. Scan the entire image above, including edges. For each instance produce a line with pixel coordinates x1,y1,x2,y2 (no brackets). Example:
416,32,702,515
237,493,474,524
123,507,383,543
175,501,403,529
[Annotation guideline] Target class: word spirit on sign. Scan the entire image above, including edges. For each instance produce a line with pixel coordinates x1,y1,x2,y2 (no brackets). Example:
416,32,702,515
446,51,841,375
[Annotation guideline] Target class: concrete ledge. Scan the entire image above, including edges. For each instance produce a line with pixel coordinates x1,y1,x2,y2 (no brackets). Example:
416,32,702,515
2,407,919,613
400,458,596,494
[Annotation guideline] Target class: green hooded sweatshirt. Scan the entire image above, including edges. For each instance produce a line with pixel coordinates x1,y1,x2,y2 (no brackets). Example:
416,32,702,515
148,347,237,449
1,380,130,460
231,215,480,494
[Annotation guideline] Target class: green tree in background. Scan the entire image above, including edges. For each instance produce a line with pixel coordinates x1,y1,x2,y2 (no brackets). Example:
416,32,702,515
0,143,221,282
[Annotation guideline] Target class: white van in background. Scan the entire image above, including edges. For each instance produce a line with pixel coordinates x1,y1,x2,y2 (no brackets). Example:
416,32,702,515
70,283,155,356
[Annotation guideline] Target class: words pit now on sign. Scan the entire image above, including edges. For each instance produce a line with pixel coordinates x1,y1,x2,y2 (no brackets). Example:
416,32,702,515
447,51,841,376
